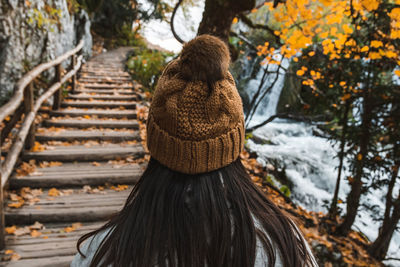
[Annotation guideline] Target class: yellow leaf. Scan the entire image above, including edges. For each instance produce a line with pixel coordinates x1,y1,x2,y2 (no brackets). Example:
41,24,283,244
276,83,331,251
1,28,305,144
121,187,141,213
370,40,383,48
5,226,16,234
296,70,305,76
5,250,14,255
394,70,400,77
357,153,363,161
48,188,60,197
341,93,351,101
8,201,24,209
30,230,42,237
232,17,238,24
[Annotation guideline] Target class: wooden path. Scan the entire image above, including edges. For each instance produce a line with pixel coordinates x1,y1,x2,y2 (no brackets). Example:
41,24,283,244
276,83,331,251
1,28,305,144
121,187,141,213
0,48,145,266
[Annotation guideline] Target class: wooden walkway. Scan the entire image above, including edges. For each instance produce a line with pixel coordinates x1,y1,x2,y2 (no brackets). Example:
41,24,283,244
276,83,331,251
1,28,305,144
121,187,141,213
0,49,145,266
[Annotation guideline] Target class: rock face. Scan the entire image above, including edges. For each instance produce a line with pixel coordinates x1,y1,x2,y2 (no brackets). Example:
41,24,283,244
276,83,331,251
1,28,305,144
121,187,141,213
0,0,92,103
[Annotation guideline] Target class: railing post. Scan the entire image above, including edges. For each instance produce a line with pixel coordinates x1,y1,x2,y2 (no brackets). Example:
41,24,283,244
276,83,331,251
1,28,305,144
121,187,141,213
24,83,35,150
71,55,77,94
0,137,5,250
52,64,62,110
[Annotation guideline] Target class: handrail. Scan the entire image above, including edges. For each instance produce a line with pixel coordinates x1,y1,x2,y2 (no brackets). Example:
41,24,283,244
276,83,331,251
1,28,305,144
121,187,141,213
1,55,83,187
0,39,84,123
0,40,84,249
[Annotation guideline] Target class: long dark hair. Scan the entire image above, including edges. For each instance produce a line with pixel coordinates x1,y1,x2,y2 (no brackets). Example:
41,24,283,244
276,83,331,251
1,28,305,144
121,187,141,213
77,157,314,267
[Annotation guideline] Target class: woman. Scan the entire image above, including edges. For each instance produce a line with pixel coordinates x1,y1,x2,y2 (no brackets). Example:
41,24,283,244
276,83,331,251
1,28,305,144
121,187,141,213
72,34,318,267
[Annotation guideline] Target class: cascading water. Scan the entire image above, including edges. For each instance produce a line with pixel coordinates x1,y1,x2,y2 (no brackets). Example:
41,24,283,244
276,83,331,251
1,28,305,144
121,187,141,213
245,63,400,266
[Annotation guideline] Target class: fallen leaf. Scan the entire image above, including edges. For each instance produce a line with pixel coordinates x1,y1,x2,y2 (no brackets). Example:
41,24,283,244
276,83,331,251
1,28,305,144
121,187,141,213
5,226,16,234
48,188,60,197
10,253,21,261
30,230,42,237
5,250,14,255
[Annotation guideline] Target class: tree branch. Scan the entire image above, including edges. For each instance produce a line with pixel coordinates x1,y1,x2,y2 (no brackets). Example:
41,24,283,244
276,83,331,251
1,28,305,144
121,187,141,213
246,113,325,133
171,0,185,44
238,14,282,45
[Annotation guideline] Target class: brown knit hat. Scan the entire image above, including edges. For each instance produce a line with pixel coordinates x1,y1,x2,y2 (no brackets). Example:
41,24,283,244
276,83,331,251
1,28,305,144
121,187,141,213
146,34,245,174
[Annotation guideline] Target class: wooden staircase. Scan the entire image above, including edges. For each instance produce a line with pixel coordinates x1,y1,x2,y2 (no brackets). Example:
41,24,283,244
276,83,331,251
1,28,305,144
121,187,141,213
0,48,145,266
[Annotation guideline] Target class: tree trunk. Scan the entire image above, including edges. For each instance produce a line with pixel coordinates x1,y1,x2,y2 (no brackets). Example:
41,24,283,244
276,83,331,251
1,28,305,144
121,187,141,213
328,100,350,220
368,198,400,260
197,0,255,43
368,145,399,260
335,89,372,236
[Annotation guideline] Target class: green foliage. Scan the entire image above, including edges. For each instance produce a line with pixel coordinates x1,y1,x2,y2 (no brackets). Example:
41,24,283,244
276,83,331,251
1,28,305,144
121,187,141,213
26,5,62,32
110,24,147,48
126,48,173,91
279,185,291,198
245,132,253,140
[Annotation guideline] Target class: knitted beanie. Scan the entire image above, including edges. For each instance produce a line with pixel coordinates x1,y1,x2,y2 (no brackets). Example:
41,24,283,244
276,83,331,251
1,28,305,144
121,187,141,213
146,34,245,174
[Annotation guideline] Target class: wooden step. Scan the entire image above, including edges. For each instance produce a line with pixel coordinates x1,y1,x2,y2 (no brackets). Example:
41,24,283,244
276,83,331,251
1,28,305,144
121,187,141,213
36,129,140,142
80,75,131,80
5,186,131,225
43,119,139,129
23,144,145,162
78,84,133,89
74,89,135,95
10,162,142,188
79,78,131,84
67,94,137,101
49,108,137,119
0,222,102,267
61,100,136,109
80,72,130,77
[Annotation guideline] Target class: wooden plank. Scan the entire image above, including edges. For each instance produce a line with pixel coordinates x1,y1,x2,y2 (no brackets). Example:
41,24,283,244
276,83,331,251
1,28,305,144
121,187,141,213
35,130,140,142
79,84,133,89
0,255,74,267
10,162,143,188
5,188,131,225
61,100,136,109
80,71,130,77
22,144,145,162
49,108,137,119
67,94,137,101
43,119,139,129
74,89,135,95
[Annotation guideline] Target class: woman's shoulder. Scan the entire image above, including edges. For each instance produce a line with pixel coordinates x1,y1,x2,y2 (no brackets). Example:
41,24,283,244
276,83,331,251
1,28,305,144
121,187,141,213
70,228,112,267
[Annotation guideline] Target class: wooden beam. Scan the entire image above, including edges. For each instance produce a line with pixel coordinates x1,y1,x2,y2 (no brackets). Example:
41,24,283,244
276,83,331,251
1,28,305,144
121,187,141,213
0,40,84,123
52,64,62,110
71,54,77,94
24,83,35,150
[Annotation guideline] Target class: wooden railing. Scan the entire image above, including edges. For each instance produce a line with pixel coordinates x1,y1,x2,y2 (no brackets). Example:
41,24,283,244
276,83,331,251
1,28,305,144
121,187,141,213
0,39,84,249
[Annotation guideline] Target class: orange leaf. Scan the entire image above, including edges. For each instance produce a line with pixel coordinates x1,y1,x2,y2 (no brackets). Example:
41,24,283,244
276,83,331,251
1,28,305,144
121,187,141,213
48,188,60,197
5,226,16,234
5,250,14,255
30,230,42,237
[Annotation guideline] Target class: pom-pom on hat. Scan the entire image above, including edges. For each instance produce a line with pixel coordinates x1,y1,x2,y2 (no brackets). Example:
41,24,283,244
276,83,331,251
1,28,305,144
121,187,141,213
146,34,245,174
